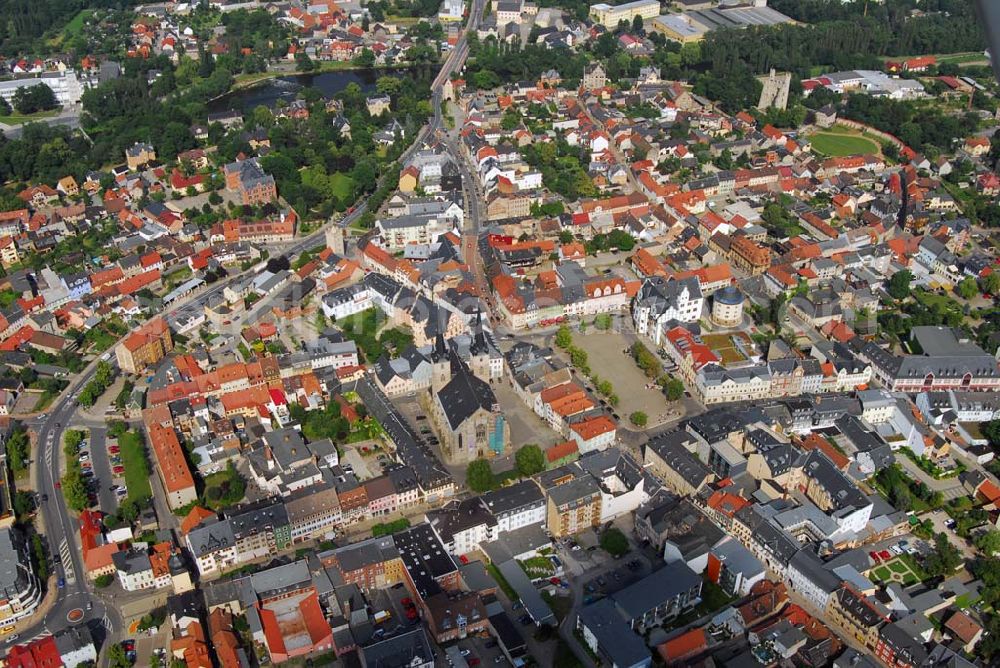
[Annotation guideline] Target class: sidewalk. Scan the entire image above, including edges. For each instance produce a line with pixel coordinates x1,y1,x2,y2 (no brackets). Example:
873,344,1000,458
10,575,59,634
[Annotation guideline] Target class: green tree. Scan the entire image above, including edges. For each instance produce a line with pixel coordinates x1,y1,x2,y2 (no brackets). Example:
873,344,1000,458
375,76,402,97
976,530,1000,557
923,532,963,577
664,377,685,401
501,109,520,131
599,527,629,557
515,444,545,477
629,411,648,427
5,426,29,475
108,643,131,668
12,83,58,114
13,490,33,517
984,420,1000,448
956,277,978,300
295,51,315,72
61,463,89,512
887,270,914,300
466,458,495,492
984,272,1000,296
555,325,573,349
594,314,612,330
95,573,114,588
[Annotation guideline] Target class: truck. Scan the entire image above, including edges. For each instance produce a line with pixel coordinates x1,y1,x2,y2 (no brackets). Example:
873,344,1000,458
373,610,391,625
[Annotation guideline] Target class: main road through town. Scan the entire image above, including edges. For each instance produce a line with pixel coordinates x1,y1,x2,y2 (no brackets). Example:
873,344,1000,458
1,0,486,652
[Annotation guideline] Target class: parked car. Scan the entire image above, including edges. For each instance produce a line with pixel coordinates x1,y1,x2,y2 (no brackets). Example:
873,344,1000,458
113,465,125,475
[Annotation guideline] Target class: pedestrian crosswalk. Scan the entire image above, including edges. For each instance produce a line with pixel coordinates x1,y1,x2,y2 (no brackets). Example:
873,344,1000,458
20,629,51,645
101,615,112,632
58,538,76,584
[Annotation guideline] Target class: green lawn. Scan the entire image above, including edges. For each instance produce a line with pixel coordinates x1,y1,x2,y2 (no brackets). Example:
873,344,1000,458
698,578,734,614
0,109,59,125
118,431,153,504
889,560,909,574
486,562,518,601
871,556,924,586
329,172,355,200
542,591,573,623
808,130,881,157
520,556,556,578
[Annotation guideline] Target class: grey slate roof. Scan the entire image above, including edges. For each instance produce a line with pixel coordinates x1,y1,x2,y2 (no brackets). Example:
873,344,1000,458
436,352,497,430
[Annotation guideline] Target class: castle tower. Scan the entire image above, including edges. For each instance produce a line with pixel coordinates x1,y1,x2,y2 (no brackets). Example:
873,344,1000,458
326,225,345,256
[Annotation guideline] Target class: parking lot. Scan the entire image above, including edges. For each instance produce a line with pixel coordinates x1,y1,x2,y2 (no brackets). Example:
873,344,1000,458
87,427,124,513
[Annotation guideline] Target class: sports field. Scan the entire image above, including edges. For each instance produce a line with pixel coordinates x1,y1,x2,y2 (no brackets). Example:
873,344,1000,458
807,130,881,157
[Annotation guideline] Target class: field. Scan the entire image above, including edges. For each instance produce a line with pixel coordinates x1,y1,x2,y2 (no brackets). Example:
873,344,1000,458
701,332,755,365
807,129,881,157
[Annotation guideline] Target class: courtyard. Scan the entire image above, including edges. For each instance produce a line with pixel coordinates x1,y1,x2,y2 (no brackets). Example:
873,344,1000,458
701,332,758,366
869,555,925,587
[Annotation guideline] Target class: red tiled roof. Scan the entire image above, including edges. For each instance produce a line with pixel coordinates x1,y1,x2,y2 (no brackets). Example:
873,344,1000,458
546,440,579,463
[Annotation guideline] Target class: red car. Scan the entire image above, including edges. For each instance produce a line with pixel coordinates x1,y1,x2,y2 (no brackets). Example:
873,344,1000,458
113,465,125,475
549,577,561,586
468,659,480,667
108,446,120,454
869,551,881,562
879,550,892,561
405,607,418,621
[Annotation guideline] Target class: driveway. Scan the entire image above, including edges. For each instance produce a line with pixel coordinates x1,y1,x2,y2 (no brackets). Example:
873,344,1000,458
894,453,967,499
